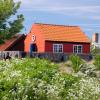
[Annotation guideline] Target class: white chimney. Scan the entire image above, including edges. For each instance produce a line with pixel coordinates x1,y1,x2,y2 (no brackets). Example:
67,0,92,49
92,33,100,48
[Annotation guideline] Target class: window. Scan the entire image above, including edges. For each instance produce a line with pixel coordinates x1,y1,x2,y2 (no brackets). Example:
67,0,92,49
73,45,83,54
53,44,63,53
32,35,36,42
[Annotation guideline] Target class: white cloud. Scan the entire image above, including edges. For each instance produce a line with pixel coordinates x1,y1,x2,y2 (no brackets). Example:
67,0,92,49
14,0,100,21
14,0,100,19
93,16,100,20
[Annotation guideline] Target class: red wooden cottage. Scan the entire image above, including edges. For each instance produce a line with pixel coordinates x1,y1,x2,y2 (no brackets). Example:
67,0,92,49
0,34,26,51
25,23,90,54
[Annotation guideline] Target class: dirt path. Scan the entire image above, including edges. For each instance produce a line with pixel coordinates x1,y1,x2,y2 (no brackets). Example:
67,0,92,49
59,61,73,74
59,60,94,74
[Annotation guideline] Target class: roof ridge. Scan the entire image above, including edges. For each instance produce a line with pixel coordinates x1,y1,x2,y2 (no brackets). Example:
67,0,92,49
34,23,79,27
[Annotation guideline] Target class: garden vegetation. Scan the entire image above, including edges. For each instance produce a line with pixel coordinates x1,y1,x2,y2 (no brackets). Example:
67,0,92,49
69,54,83,72
0,58,100,100
94,54,100,70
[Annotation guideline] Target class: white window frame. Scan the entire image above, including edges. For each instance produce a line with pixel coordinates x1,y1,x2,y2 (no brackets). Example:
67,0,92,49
53,44,63,53
73,45,83,54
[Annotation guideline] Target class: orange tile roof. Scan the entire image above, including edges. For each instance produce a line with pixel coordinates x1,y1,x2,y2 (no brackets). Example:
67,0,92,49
0,34,25,51
35,23,90,43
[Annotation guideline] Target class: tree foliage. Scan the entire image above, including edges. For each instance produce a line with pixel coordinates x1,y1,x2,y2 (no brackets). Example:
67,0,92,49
0,0,24,44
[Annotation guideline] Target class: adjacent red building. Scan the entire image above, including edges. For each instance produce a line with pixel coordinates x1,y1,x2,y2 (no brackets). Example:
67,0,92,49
0,34,26,51
25,23,91,54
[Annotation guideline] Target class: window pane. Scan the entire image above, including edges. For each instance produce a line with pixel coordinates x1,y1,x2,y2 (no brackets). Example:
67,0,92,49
73,45,82,54
53,44,63,53
78,46,82,53
74,46,77,53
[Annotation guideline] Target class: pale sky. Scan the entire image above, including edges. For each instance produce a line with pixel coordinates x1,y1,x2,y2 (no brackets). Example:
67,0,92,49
14,0,100,38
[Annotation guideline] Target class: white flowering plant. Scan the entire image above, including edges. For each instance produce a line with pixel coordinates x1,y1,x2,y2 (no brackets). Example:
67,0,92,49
67,77,100,100
0,58,78,100
0,58,100,100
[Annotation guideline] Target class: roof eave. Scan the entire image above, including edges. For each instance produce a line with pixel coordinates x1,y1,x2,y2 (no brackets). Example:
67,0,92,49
45,40,91,43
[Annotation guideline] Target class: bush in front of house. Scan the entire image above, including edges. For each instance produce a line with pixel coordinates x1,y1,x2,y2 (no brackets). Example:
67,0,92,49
91,46,100,57
94,54,100,70
0,58,79,100
69,55,83,72
0,58,100,100
67,77,100,100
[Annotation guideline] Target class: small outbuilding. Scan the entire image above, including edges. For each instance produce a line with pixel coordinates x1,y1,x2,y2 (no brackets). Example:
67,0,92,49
0,34,26,51
25,23,91,54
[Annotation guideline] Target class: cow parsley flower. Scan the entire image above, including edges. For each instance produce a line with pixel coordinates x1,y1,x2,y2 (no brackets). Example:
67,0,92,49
10,70,22,77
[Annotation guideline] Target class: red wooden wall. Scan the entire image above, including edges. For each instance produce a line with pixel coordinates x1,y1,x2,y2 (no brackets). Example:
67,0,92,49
7,36,26,51
45,41,90,54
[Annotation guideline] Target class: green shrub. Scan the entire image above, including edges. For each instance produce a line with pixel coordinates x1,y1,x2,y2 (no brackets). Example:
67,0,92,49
94,54,100,70
0,58,100,100
69,55,83,72
0,58,79,100
91,46,100,56
67,77,100,100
